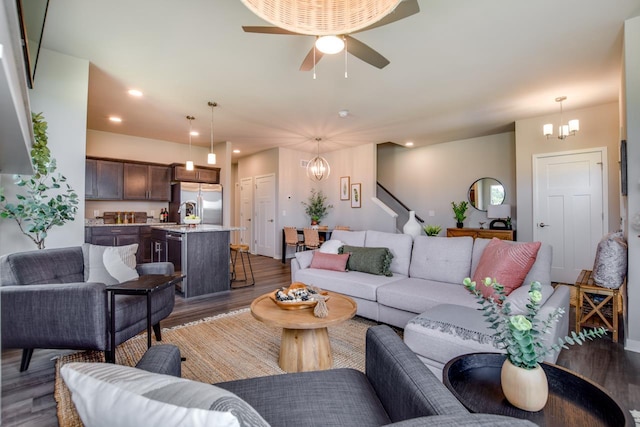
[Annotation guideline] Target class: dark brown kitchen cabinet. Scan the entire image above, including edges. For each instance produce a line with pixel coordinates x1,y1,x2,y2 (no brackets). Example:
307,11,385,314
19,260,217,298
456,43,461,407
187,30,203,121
139,226,153,263
172,164,220,184
124,163,170,201
85,159,123,200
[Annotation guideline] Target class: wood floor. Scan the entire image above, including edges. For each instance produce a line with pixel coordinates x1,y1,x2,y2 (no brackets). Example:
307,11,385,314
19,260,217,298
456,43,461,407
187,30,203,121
2,254,639,426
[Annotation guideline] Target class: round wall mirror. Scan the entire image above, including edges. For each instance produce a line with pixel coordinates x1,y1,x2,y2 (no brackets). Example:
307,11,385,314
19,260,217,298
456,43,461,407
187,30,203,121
468,178,505,211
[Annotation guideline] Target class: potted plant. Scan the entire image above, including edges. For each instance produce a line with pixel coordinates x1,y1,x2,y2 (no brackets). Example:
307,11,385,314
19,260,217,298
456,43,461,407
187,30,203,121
451,201,468,228
423,224,442,236
301,189,333,225
0,112,79,249
463,277,606,411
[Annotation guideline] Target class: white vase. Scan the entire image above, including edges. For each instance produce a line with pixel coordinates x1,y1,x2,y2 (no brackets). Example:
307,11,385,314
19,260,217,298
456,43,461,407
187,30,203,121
501,358,549,412
403,211,422,238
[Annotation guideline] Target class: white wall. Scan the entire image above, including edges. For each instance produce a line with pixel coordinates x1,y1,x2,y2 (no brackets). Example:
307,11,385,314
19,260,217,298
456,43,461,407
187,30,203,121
0,48,89,256
378,132,516,235
623,16,640,351
515,102,621,243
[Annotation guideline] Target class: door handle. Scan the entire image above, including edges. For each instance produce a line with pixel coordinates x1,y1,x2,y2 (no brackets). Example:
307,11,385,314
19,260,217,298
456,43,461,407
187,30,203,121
247,218,251,221
538,223,550,228
268,219,274,222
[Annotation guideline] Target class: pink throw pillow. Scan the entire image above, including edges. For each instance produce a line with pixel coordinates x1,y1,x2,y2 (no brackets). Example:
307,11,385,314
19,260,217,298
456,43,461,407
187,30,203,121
472,238,542,300
310,252,350,272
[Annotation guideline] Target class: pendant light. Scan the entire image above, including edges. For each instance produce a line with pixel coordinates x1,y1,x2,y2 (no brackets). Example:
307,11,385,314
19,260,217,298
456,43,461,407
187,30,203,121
306,137,330,181
207,101,217,164
186,115,195,171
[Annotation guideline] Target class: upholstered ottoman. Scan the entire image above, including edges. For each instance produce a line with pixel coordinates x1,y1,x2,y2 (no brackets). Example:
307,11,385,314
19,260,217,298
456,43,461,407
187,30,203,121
404,304,501,379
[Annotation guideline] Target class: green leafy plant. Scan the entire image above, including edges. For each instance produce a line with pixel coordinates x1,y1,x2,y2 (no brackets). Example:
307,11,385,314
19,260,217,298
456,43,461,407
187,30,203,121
423,224,442,236
301,189,333,224
463,277,607,370
451,201,468,223
0,112,79,249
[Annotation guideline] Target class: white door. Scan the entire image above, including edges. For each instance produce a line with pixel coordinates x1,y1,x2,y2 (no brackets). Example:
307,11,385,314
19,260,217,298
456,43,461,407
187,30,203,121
533,149,607,283
255,174,276,257
240,177,253,252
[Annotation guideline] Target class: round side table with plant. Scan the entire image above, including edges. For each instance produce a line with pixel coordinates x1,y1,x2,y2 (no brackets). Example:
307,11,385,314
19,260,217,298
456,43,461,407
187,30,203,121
301,189,333,226
463,277,607,412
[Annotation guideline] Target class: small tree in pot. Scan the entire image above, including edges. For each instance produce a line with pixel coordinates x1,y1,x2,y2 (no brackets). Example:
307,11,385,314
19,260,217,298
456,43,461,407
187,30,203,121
301,189,333,225
0,112,79,249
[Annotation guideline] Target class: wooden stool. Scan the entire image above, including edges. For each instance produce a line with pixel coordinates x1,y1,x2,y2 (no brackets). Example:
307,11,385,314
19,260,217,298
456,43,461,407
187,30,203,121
575,269,622,342
230,244,255,288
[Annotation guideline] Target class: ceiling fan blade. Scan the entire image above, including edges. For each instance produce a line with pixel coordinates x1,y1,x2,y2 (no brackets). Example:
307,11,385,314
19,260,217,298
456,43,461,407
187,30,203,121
242,26,300,35
354,0,420,33
300,47,324,71
345,36,390,69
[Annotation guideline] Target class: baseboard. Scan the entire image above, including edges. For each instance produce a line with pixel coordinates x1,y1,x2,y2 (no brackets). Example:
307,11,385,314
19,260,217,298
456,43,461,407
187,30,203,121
624,338,640,353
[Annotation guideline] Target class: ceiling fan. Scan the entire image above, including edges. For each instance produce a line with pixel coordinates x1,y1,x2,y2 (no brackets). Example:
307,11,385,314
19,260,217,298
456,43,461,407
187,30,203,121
242,0,420,71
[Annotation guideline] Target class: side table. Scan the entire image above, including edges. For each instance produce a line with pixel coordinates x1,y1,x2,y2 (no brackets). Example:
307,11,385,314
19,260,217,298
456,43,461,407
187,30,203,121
107,274,184,363
575,269,623,342
443,353,633,427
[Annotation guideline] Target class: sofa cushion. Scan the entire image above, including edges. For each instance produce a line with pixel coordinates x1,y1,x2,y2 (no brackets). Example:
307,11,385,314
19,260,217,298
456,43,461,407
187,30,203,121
364,231,413,276
329,230,366,246
61,362,270,427
339,245,393,276
82,243,138,286
103,247,140,283
505,283,554,315
409,236,473,285
472,238,541,299
319,239,343,254
217,368,391,427
0,247,85,286
377,278,478,315
310,252,349,271
295,268,405,301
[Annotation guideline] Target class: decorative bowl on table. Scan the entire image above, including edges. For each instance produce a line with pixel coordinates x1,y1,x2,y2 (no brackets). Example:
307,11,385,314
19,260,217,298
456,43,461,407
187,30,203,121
183,217,201,227
269,282,329,310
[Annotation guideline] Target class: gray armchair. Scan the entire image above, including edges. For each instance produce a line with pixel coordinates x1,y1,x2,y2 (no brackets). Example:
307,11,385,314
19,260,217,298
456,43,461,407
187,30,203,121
0,246,176,371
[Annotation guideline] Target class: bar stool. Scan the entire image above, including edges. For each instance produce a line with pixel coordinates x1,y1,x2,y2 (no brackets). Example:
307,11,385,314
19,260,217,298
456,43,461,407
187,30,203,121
230,244,255,288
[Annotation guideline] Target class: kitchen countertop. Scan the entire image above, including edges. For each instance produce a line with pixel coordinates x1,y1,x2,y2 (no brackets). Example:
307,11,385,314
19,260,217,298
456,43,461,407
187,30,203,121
85,221,175,227
151,224,243,233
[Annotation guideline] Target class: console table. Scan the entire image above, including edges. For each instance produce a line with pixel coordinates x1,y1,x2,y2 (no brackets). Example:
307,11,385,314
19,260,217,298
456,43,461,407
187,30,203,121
446,227,514,241
443,353,633,426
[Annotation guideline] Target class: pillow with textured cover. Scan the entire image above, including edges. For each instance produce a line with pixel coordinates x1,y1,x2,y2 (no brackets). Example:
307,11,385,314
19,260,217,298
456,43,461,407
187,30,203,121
60,362,270,427
103,247,139,283
592,231,627,289
338,245,394,277
310,252,350,271
472,238,541,300
82,243,138,286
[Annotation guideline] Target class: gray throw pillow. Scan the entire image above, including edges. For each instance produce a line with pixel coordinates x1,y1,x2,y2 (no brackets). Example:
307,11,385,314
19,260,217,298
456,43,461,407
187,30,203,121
338,245,394,276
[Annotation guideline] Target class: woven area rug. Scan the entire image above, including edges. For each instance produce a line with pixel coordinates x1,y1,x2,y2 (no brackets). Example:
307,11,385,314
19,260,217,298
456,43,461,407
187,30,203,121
54,308,378,426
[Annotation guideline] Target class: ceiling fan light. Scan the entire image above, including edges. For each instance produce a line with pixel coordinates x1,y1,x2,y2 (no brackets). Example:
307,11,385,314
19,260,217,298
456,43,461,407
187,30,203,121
316,35,344,54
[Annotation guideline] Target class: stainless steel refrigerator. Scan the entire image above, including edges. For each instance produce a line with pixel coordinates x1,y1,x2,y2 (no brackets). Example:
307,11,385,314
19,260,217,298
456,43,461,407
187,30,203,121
169,182,223,225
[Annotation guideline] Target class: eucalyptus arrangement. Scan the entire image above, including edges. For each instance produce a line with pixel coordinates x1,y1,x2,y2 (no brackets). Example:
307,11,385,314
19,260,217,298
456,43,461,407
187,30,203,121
463,277,607,370
451,201,468,227
301,189,333,225
423,224,442,236
0,112,79,249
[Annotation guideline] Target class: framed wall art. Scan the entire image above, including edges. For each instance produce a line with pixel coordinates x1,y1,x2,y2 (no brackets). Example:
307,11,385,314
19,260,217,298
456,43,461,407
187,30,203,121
340,176,350,200
351,183,361,208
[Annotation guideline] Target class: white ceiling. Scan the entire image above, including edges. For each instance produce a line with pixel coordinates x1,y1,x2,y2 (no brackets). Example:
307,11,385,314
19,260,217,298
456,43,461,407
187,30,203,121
41,0,640,158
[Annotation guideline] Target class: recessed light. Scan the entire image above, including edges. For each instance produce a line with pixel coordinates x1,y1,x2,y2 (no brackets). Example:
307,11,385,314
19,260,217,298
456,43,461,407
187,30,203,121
128,89,143,97
190,131,199,136
233,149,241,154
405,141,414,147
338,109,349,118
109,116,122,123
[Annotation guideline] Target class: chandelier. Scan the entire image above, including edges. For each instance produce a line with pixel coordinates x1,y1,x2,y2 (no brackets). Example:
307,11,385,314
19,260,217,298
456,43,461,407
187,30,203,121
543,96,579,140
307,138,330,181
240,0,402,36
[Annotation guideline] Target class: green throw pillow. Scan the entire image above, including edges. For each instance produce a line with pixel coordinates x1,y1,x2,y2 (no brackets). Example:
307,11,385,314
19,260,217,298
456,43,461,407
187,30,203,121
338,245,394,276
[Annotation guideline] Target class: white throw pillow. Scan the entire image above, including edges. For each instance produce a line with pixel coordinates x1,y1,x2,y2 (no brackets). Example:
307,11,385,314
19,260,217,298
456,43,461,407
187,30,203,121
294,250,316,269
103,247,139,283
61,362,270,427
319,239,343,254
84,243,138,286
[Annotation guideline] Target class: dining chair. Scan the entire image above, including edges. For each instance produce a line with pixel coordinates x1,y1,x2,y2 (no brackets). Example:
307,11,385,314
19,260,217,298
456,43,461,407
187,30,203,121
303,228,321,250
284,227,305,252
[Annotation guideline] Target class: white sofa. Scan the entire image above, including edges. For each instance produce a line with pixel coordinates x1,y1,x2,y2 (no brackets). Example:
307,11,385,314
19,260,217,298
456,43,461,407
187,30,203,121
291,229,571,375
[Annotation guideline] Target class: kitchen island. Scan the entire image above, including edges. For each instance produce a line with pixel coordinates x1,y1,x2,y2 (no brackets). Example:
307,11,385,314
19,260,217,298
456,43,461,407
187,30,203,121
151,224,241,298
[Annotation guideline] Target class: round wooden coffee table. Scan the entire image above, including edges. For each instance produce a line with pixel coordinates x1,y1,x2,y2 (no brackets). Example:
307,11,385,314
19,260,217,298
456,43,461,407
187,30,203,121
250,291,357,373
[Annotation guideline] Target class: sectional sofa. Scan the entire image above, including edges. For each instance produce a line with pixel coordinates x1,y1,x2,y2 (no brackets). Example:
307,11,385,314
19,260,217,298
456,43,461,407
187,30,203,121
291,229,571,374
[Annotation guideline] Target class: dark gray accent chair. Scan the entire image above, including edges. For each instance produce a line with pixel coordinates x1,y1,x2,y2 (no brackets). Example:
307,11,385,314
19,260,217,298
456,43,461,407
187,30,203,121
0,246,176,371
137,325,536,426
